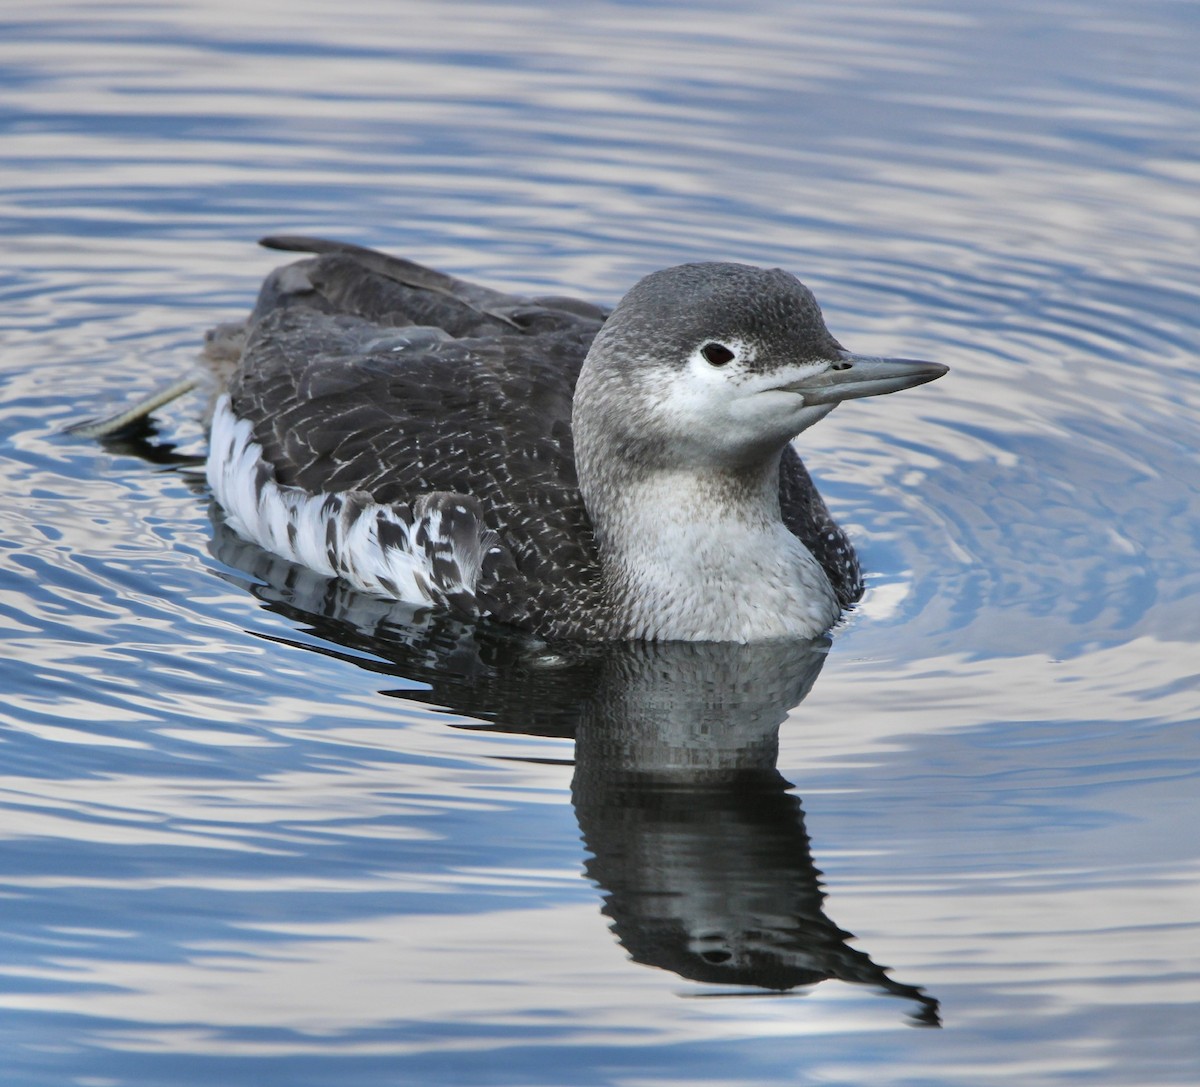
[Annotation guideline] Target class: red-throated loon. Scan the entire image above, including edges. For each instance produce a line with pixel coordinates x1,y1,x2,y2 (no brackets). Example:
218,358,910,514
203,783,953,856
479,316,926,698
80,236,947,641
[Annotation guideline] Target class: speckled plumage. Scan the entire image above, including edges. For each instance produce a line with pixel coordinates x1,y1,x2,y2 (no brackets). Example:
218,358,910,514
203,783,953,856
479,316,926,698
205,236,944,642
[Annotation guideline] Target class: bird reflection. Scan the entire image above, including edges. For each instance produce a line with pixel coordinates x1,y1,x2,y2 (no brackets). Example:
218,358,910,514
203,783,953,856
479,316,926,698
572,641,938,1024
211,519,939,1025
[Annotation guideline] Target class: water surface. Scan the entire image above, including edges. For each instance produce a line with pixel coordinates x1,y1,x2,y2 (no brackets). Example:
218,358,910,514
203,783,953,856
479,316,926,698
1,2,1198,1084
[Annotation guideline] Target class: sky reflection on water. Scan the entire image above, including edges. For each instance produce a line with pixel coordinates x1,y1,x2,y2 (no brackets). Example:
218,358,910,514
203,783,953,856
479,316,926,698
1,1,1199,1084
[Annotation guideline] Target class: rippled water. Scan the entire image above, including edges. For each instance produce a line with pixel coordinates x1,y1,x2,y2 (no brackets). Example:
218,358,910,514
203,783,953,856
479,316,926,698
2,1,1199,1084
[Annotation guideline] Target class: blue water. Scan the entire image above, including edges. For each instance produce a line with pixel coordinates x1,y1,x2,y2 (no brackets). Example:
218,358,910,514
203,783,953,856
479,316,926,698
2,1,1199,1084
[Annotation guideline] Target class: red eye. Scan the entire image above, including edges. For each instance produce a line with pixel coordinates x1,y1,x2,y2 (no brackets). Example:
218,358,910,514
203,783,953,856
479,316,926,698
701,342,735,366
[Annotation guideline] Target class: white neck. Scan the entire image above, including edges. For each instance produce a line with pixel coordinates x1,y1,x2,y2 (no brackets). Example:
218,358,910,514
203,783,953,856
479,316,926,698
583,458,838,642
571,331,841,642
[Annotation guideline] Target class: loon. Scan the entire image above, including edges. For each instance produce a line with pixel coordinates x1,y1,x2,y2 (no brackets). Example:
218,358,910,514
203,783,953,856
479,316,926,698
89,236,947,642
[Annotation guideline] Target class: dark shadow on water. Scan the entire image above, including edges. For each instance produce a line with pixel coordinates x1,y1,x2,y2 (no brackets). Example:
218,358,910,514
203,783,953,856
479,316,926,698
210,517,941,1026
93,417,207,468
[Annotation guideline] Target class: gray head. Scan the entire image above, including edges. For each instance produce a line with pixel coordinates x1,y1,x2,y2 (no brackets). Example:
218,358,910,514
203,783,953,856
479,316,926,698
573,261,947,476
593,262,845,374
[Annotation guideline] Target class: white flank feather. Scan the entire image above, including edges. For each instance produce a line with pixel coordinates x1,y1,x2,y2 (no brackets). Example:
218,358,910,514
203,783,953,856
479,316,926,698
206,396,489,612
